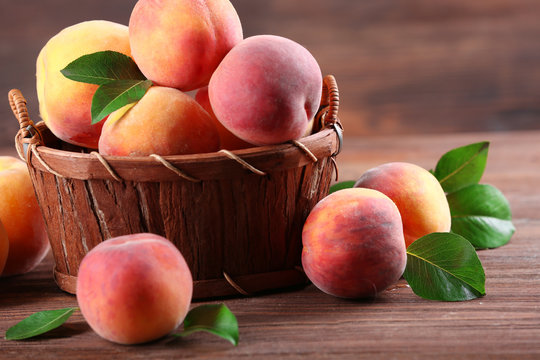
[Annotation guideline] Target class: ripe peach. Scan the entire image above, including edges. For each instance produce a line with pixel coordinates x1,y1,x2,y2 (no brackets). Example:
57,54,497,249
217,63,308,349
98,86,220,156
208,35,323,145
195,86,252,150
76,233,193,345
0,157,49,277
354,162,451,248
302,188,407,299
0,220,8,275
129,0,243,91
36,20,131,149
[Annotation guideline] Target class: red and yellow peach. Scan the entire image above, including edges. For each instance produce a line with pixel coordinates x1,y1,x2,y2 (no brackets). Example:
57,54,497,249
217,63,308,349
0,156,49,277
195,86,252,150
354,162,451,247
98,86,220,156
0,220,8,275
36,20,131,149
209,35,322,145
76,233,193,345
129,0,243,91
302,188,407,299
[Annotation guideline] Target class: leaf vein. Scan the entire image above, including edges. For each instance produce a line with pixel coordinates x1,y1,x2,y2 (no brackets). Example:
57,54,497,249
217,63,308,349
438,142,488,185
407,251,479,291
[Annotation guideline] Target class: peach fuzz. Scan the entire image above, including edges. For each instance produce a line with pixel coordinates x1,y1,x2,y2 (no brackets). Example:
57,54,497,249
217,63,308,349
302,188,407,299
36,20,131,149
354,162,451,248
0,156,49,277
195,87,252,150
98,86,220,156
209,35,322,145
76,233,193,345
129,0,243,91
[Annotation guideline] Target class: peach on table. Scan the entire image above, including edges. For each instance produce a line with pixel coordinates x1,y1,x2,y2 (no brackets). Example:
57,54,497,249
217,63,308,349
0,156,49,277
354,162,451,248
302,188,407,299
76,233,193,345
0,220,8,275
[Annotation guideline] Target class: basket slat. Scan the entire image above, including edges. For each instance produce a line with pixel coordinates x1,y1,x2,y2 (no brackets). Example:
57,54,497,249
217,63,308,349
27,142,336,298
26,123,338,182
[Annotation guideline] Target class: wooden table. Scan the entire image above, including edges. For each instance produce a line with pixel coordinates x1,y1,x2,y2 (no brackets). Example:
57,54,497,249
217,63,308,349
1,130,539,359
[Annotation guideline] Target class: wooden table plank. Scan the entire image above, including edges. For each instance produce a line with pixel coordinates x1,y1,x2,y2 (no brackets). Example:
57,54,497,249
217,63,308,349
1,130,539,358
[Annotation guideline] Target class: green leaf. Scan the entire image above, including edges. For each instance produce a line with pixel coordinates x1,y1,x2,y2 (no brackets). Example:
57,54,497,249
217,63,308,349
91,79,152,124
174,304,239,346
61,50,146,85
434,142,489,193
329,180,356,194
5,308,77,340
448,184,515,249
403,232,486,301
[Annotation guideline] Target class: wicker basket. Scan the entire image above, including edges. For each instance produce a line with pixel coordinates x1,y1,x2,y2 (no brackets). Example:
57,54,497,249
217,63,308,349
9,75,342,299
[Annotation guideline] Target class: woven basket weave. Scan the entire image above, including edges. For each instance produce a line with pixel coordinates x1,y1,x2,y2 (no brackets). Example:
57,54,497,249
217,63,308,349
9,75,342,299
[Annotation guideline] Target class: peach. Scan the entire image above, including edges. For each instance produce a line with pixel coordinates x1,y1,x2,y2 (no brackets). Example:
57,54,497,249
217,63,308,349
129,0,243,91
209,35,323,145
36,20,131,149
354,162,451,248
76,233,193,345
98,86,220,156
302,188,407,299
0,157,49,277
0,220,8,275
195,87,252,150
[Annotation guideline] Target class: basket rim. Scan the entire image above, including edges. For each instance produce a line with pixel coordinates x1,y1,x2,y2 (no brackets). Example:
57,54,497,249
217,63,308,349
25,123,339,182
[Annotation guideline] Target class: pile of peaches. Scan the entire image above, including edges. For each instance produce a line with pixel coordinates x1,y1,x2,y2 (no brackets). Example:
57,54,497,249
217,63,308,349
302,162,451,299
36,0,323,155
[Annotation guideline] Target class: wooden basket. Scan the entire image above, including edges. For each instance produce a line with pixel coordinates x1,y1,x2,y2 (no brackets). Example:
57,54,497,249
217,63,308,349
9,75,342,299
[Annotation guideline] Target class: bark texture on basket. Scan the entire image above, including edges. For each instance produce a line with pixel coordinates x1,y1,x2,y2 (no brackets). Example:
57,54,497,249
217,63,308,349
29,158,334,297
11,75,341,299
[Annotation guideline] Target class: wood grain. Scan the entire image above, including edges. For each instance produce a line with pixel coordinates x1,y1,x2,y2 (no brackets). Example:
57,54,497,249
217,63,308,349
1,130,539,358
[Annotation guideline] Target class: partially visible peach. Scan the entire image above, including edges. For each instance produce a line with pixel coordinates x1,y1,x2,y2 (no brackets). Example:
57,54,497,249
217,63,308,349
36,20,131,148
302,188,407,299
0,220,8,275
0,156,49,277
354,162,451,248
195,87,252,150
76,233,193,345
98,86,220,156
209,35,322,145
129,0,243,91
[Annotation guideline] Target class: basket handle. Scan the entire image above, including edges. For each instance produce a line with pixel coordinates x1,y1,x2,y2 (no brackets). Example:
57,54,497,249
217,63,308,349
9,89,43,161
317,75,343,157
320,75,339,126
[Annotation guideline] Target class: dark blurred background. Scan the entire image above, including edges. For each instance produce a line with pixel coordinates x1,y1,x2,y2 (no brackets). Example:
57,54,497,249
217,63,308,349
1,0,540,149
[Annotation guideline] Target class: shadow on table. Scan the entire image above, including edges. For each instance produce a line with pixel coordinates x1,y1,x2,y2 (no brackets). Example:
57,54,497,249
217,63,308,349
0,275,68,308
